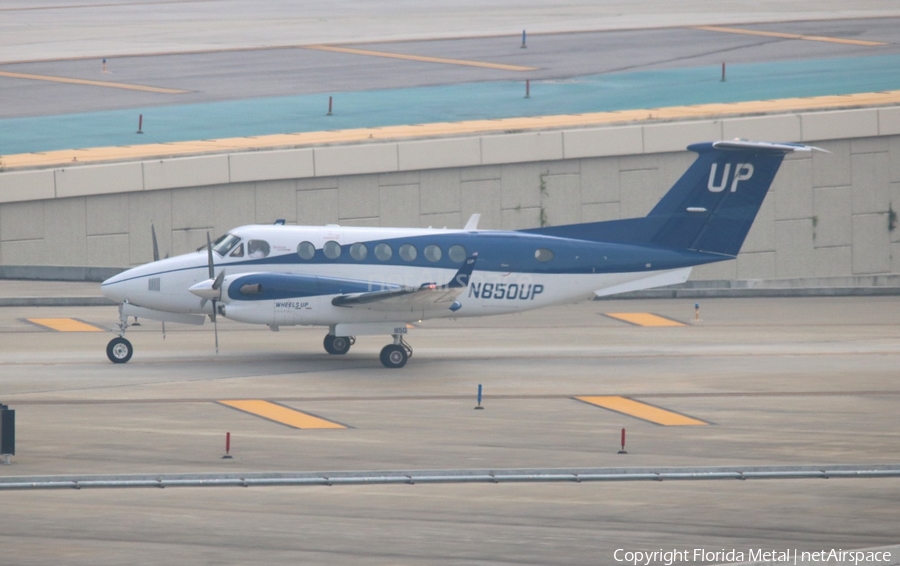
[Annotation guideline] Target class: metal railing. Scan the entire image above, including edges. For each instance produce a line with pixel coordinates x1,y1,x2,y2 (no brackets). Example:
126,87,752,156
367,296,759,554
1,464,899,491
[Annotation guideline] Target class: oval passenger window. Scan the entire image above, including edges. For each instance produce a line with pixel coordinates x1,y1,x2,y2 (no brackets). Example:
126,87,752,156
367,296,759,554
399,244,417,261
297,241,315,260
424,244,442,262
374,243,392,261
323,240,342,259
350,242,368,261
448,244,466,263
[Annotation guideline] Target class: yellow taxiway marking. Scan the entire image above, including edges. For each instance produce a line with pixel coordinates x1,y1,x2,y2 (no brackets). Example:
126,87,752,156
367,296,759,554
303,44,536,72
692,25,887,47
0,70,188,94
576,396,708,426
604,313,686,327
27,317,104,332
218,400,347,429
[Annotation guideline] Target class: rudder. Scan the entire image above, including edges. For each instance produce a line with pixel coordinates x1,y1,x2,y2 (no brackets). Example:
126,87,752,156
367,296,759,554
522,140,823,257
641,141,810,256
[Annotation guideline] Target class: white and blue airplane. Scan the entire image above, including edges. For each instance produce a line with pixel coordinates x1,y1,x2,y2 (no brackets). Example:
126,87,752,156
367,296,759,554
100,140,820,368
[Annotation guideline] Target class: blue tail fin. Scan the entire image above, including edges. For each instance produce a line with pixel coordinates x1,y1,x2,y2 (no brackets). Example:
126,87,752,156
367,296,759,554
526,141,821,257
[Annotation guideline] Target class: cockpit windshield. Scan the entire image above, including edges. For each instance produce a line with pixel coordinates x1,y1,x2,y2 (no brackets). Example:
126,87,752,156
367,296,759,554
212,233,241,256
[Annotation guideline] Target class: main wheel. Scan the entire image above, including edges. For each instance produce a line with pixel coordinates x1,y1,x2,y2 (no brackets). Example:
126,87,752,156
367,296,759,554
379,344,408,369
323,334,351,355
106,337,133,364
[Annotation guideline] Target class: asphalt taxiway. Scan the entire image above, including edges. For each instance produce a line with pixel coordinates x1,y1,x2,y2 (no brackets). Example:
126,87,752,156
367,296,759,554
0,294,898,564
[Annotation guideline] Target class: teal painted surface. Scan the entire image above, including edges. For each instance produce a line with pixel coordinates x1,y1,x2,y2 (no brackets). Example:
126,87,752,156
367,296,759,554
2,54,899,154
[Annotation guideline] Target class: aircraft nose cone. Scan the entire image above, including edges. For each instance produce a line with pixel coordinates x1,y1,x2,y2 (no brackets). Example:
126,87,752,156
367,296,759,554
101,271,128,303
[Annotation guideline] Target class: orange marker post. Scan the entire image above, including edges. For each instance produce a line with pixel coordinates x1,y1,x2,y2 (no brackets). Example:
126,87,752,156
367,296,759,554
222,432,233,459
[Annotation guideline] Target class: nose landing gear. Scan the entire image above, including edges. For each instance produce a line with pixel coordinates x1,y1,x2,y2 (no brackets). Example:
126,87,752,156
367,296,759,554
107,306,133,364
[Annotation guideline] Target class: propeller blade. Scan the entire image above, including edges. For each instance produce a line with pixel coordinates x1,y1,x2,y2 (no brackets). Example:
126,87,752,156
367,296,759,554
200,298,208,309
206,231,220,354
213,269,225,290
206,231,215,280
151,223,160,262
213,301,219,354
152,223,165,342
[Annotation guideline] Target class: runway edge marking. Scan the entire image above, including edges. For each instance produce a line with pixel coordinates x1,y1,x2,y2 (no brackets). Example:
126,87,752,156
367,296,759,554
217,400,348,430
0,70,188,94
303,44,537,71
575,396,709,426
692,25,888,47
26,317,105,332
603,313,686,327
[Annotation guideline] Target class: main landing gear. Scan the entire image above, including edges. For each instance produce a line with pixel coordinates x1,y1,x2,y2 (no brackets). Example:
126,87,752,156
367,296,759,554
323,334,354,355
322,332,413,368
107,306,133,363
379,334,413,369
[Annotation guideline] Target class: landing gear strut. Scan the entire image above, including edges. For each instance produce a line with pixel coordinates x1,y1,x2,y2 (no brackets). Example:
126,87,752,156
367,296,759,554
323,334,354,355
380,334,412,369
107,305,134,363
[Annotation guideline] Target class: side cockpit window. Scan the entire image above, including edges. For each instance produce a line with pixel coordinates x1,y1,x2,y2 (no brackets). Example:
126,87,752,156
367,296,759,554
229,243,244,257
248,240,270,258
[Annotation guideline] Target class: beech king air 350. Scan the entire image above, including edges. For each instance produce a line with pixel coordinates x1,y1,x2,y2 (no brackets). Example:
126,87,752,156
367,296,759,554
100,140,822,368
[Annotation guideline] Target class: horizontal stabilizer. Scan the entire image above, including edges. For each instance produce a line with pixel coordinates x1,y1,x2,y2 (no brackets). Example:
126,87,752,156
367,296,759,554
593,267,692,297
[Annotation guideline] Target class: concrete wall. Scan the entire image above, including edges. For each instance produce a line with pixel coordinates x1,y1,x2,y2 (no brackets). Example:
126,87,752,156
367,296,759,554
1,108,899,283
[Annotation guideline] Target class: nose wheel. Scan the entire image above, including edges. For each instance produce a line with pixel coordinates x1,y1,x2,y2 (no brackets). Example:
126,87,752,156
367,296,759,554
106,336,133,364
380,335,412,368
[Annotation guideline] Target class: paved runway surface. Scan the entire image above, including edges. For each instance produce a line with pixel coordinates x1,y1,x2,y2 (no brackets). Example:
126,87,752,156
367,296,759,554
1,296,899,564
5,1,900,62
3,17,900,154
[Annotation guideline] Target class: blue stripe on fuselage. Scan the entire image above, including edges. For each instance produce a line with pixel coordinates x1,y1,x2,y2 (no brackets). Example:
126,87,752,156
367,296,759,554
227,272,400,302
224,232,725,275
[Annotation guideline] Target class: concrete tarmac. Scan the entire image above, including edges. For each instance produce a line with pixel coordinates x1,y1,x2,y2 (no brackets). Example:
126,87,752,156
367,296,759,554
0,295,898,564
4,18,900,118
4,1,900,62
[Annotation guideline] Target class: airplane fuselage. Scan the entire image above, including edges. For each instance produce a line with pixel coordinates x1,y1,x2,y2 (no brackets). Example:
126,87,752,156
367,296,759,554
102,224,719,326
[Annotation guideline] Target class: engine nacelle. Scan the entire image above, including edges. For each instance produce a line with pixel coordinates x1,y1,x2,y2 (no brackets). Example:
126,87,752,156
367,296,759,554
219,303,275,326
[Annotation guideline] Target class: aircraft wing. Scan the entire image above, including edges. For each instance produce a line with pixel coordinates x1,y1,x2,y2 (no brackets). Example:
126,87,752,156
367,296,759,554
332,254,477,312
